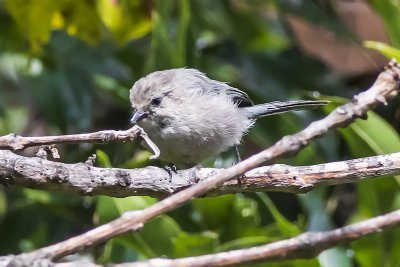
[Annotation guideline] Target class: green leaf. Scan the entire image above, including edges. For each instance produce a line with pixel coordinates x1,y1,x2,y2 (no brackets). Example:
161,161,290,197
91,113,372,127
321,95,400,155
0,188,7,224
173,232,217,257
22,189,52,205
192,195,235,230
134,215,181,257
144,0,175,72
53,1,101,45
5,0,56,52
300,190,352,267
97,0,152,45
95,196,181,259
102,238,140,263
96,196,156,224
256,193,301,237
21,221,48,251
321,95,400,266
350,227,400,267
0,107,28,135
96,149,112,168
93,74,130,104
364,41,400,61
194,195,266,241
343,111,400,155
227,196,264,238
321,95,400,183
367,0,400,48
175,0,190,67
119,151,153,169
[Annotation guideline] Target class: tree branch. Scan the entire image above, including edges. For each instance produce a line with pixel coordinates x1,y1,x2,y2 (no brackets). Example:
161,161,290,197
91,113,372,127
3,208,400,266
1,150,400,198
0,126,161,160
2,60,400,264
120,208,400,266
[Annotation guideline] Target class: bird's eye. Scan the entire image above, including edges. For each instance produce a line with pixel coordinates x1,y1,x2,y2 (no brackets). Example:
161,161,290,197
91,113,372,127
151,97,162,106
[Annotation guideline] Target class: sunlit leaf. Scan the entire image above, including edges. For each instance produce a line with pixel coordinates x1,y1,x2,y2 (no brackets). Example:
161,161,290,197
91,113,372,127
0,107,28,135
119,151,153,169
97,0,152,45
96,149,112,168
22,189,52,205
364,41,400,61
367,0,400,48
54,1,101,45
5,0,56,52
322,95,400,175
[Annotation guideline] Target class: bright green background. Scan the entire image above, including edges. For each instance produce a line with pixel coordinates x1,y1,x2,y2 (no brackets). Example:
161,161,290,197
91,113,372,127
1,1,400,266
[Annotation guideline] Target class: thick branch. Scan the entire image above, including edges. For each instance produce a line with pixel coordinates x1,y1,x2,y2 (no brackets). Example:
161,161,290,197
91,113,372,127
0,126,160,160
1,150,400,198
4,60,400,262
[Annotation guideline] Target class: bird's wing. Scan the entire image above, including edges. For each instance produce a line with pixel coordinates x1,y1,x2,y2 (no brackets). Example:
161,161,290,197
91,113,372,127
221,84,254,107
206,79,254,107
189,68,254,107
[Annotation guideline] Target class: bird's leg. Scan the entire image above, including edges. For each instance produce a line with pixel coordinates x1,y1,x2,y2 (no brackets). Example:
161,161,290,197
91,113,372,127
164,165,177,182
234,144,242,163
233,144,245,185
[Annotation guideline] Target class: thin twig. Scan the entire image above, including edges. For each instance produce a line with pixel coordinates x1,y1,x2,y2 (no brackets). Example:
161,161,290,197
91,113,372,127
0,126,160,160
8,60,400,262
1,150,400,198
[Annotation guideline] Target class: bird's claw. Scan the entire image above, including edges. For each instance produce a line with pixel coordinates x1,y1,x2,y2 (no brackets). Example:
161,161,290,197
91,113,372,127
164,165,177,182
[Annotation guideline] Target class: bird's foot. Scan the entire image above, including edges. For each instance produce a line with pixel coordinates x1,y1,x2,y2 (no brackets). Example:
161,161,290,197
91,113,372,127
236,174,246,186
164,165,177,182
233,144,246,185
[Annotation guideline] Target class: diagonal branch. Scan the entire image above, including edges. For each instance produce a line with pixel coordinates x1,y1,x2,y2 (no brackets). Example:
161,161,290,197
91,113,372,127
4,60,400,263
3,208,400,266
1,150,400,198
3,208,400,267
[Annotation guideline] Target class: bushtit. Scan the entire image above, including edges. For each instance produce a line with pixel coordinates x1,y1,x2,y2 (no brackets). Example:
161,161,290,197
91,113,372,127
130,68,327,168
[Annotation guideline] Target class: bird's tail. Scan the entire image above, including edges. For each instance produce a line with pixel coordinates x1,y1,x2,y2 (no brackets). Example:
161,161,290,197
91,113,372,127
242,100,329,119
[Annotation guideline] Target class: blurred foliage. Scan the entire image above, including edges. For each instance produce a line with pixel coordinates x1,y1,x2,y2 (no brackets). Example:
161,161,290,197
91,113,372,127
1,0,400,266
367,0,400,49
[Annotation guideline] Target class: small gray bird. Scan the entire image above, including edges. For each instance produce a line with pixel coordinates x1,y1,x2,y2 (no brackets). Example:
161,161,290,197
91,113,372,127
130,68,327,168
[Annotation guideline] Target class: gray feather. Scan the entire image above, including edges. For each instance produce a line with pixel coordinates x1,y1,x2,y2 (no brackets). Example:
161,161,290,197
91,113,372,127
241,100,329,119
190,69,253,107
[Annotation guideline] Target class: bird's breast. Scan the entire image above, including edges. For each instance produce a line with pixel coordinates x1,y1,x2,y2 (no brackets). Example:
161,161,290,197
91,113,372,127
138,106,252,167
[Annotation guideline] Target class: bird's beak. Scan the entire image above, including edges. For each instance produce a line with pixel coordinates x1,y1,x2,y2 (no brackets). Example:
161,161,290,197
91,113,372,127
131,111,148,124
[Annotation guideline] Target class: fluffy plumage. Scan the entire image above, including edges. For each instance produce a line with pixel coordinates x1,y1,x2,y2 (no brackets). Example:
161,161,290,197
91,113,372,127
130,68,327,168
